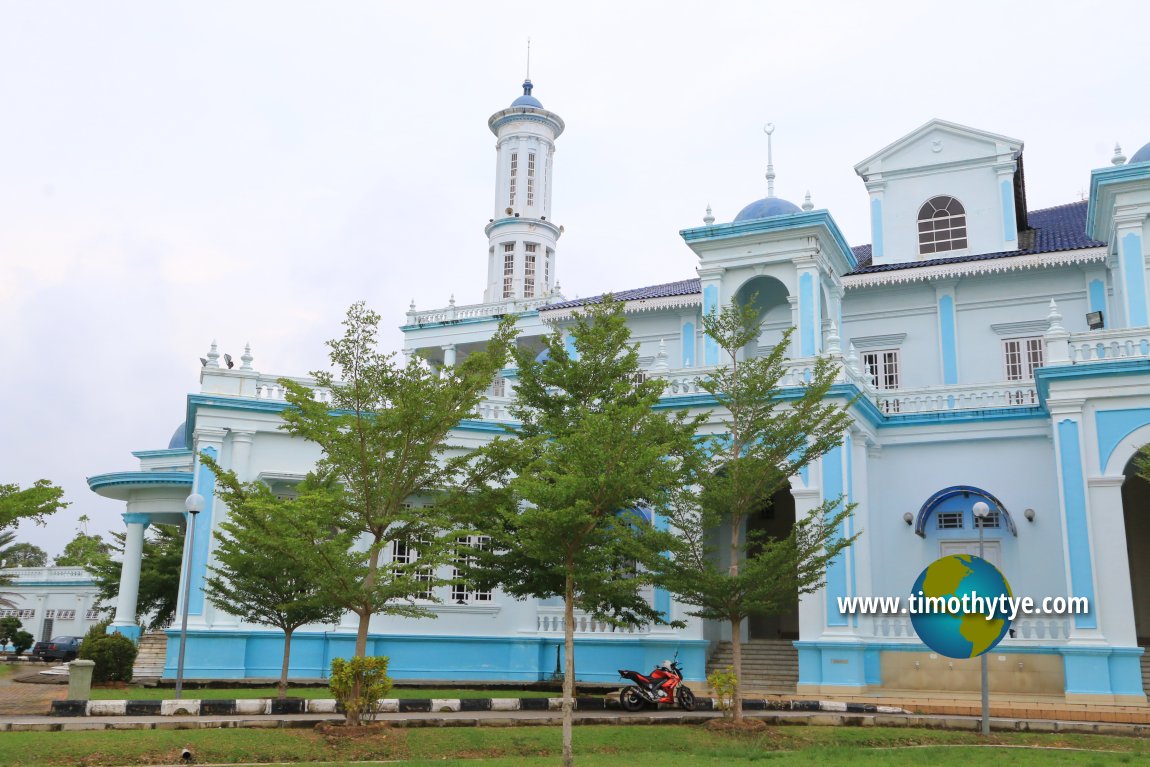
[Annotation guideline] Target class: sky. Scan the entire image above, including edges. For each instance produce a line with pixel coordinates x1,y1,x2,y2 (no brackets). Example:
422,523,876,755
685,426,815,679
1,0,1148,557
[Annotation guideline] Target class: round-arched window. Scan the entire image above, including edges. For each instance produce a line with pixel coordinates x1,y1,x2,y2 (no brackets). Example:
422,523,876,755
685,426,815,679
918,196,967,255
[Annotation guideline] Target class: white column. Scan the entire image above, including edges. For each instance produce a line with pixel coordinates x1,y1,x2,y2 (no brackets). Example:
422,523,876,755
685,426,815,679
443,344,457,369
1086,475,1137,645
110,512,151,640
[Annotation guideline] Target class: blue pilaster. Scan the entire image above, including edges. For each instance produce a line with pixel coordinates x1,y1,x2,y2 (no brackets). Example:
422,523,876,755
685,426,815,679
681,321,695,368
188,446,218,616
869,198,884,259
822,445,848,627
1088,279,1107,327
799,272,817,357
1122,232,1147,327
1056,419,1097,629
1000,178,1017,242
938,294,958,384
703,285,719,365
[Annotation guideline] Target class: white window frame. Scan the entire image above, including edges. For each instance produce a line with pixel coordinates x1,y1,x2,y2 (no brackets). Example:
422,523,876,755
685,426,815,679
917,196,968,256
1003,337,1044,381
523,243,537,298
527,152,536,207
508,152,518,207
391,537,434,600
451,535,493,603
861,349,900,390
502,243,515,299
936,510,964,530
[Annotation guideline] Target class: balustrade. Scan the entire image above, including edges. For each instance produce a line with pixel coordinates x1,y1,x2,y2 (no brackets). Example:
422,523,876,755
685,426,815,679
1067,329,1150,363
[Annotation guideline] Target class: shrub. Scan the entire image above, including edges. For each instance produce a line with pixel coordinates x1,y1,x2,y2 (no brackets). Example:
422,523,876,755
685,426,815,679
10,630,33,656
78,621,137,682
329,656,392,726
707,665,738,718
0,616,22,648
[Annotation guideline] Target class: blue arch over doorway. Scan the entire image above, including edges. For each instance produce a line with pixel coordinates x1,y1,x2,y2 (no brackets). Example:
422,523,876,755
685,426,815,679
914,485,1017,538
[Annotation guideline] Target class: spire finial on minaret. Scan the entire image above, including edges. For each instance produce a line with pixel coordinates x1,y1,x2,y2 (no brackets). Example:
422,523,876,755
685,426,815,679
802,191,813,211
703,204,715,225
1113,142,1127,165
763,123,776,198
522,38,533,96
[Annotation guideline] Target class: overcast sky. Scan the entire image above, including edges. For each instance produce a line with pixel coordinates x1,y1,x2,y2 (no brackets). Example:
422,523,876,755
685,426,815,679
2,1,1147,558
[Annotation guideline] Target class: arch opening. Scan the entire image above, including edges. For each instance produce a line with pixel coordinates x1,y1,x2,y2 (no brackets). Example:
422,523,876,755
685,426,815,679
1122,454,1150,644
732,275,791,360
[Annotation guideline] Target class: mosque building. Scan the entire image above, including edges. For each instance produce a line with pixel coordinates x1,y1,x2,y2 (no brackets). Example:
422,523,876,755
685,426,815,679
89,78,1150,702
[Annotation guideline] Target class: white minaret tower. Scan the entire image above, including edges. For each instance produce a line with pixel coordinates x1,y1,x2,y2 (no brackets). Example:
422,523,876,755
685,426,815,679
483,76,565,303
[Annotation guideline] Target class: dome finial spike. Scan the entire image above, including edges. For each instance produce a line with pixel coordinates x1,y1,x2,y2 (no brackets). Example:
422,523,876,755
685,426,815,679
802,190,813,211
526,37,531,81
703,203,715,225
763,123,776,198
1113,142,1127,166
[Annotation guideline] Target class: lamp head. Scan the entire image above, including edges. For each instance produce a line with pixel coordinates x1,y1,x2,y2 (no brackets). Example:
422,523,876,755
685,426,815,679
1024,508,1036,522
902,512,913,526
972,501,990,519
185,493,205,515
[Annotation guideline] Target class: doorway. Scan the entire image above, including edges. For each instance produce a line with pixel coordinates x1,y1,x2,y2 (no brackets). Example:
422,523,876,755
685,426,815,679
747,486,799,639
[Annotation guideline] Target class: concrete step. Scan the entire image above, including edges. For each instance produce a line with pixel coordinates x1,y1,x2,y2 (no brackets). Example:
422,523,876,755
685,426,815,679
706,640,798,693
132,631,168,680
1141,645,1150,694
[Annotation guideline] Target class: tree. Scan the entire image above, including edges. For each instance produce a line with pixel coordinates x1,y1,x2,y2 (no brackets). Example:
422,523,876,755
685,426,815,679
278,301,515,654
655,299,858,721
453,299,699,767
0,615,22,647
55,517,113,568
0,480,68,530
87,525,183,629
203,462,345,699
0,532,20,608
3,543,47,568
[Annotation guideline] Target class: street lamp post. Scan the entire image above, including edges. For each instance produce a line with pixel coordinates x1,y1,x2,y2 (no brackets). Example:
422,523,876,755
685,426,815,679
175,493,204,700
972,500,991,736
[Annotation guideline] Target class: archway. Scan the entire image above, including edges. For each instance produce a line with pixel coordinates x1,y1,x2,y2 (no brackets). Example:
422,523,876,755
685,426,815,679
732,276,790,359
1121,456,1150,644
747,485,799,639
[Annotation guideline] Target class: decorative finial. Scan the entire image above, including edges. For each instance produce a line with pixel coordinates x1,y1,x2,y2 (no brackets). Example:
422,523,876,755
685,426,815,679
703,204,715,225
526,37,531,80
449,293,456,307
1046,298,1066,334
802,190,813,211
409,299,416,312
763,123,776,198
826,321,841,355
845,342,861,376
240,343,253,370
654,338,670,370
205,340,220,369
1113,142,1127,165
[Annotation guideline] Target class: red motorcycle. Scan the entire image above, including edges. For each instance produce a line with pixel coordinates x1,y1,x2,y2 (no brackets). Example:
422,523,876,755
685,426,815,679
618,656,695,711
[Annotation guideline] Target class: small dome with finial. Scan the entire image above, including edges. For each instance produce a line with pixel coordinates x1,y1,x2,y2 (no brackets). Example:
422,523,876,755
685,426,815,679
511,79,543,108
732,123,803,222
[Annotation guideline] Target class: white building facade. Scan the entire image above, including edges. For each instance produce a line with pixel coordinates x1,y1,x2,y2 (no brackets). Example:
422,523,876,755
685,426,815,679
0,567,103,645
91,81,1150,703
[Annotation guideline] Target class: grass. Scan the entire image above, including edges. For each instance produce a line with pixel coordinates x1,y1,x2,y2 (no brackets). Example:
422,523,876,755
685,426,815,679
0,724,1145,766
88,686,558,700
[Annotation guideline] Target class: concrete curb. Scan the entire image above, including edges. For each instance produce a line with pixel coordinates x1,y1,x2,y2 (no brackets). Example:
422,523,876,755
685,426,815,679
49,696,909,717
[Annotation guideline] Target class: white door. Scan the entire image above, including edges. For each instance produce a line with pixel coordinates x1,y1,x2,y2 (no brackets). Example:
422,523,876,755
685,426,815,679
939,540,1001,569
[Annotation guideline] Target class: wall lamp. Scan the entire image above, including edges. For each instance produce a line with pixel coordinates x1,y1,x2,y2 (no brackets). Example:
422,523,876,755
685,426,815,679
1024,508,1036,523
902,512,913,526
1086,311,1104,330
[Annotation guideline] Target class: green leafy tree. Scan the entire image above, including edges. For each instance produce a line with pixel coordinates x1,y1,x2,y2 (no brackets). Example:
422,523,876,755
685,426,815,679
0,480,68,530
87,525,182,629
202,462,346,699
0,531,20,608
55,517,113,568
279,301,516,662
655,299,858,721
453,298,700,767
0,615,22,647
10,630,33,656
3,543,48,568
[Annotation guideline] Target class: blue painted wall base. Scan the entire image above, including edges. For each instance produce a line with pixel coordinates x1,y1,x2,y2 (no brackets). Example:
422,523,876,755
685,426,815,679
108,624,141,642
163,629,710,683
1063,646,1145,697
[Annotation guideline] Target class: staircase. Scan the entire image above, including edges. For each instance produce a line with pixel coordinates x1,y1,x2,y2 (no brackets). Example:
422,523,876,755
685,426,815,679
132,631,168,681
707,638,798,693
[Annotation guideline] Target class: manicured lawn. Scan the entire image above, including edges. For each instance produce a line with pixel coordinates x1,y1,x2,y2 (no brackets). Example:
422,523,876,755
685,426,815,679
88,685,559,700
0,724,1144,766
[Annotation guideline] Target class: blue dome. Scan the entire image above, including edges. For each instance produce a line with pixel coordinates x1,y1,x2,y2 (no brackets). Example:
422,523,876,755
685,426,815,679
733,197,802,222
168,422,187,450
511,79,542,109
1130,142,1150,164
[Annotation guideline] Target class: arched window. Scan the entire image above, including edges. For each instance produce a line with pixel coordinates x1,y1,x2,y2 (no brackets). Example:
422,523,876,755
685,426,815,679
918,196,967,255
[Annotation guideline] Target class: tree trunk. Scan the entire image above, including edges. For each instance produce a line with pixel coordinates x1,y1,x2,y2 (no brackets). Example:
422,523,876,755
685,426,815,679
279,627,294,700
731,615,743,722
562,569,575,767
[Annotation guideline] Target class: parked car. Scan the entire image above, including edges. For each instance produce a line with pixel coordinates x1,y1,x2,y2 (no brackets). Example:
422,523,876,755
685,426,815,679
31,636,81,662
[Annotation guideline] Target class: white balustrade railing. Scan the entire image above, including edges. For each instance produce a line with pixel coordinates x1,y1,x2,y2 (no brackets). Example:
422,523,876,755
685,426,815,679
876,382,1039,414
536,607,648,635
0,567,91,582
254,375,333,404
475,396,515,422
1068,329,1150,363
408,296,559,326
866,614,1069,643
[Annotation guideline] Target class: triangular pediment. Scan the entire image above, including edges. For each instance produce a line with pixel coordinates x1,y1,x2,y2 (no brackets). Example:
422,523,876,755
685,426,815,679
854,119,1023,179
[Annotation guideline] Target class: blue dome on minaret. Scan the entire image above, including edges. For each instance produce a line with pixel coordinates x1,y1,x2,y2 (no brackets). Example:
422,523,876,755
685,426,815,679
1130,142,1150,165
511,79,543,108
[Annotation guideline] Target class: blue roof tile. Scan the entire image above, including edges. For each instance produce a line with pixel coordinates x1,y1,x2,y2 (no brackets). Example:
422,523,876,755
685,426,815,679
545,201,1102,310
